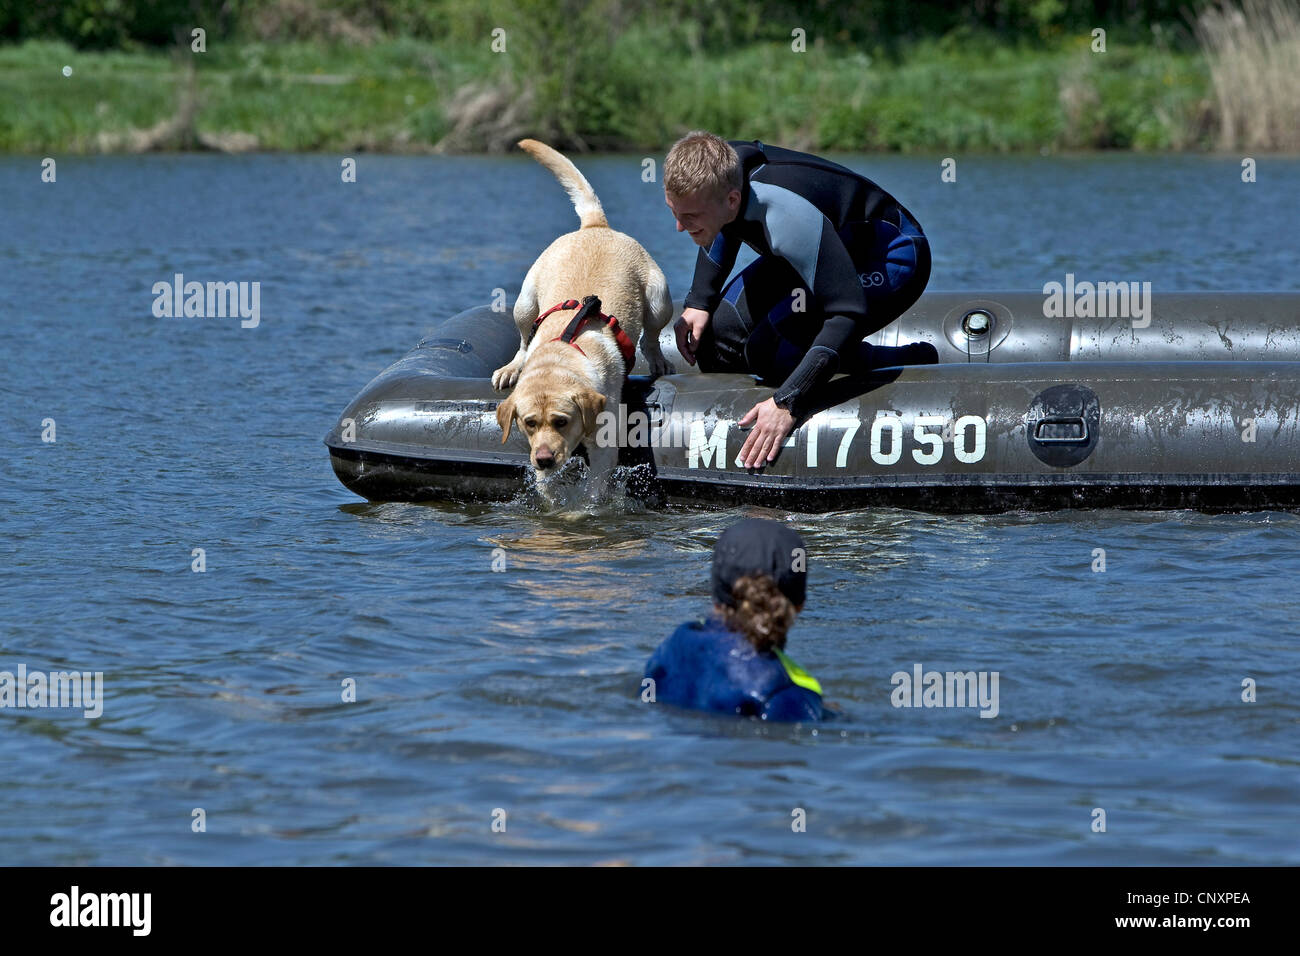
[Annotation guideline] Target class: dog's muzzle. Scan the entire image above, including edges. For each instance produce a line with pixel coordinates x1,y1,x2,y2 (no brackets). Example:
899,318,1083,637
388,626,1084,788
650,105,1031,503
534,444,589,472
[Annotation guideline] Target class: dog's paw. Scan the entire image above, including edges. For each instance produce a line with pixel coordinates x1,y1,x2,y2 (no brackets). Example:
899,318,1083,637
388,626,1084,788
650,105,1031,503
648,355,676,378
492,363,522,390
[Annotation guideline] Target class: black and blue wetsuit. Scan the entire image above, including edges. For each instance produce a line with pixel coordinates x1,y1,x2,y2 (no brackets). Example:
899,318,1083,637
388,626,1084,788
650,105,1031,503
687,140,937,418
644,616,823,721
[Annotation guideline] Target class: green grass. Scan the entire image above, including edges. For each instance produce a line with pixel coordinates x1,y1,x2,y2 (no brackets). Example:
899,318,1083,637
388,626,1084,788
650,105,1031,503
0,32,1215,153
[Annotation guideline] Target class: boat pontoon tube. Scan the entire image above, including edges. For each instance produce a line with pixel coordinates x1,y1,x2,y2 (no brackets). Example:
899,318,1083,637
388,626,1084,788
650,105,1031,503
325,293,1300,512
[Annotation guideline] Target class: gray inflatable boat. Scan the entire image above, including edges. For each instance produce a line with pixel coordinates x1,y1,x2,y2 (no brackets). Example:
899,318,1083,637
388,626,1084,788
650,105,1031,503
325,292,1300,512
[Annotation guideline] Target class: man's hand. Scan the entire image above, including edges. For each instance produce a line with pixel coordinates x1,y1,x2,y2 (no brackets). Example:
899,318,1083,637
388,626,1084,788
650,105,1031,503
674,307,711,366
737,397,797,469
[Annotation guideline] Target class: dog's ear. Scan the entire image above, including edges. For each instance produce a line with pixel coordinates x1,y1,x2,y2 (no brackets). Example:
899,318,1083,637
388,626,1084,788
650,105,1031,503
496,393,516,442
572,388,606,435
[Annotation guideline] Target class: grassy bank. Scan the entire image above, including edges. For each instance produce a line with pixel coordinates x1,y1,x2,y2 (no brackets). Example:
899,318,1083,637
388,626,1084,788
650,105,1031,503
0,30,1237,154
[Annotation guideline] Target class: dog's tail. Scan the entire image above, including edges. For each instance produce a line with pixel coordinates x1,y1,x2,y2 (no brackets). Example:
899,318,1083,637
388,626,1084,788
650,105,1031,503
518,139,608,229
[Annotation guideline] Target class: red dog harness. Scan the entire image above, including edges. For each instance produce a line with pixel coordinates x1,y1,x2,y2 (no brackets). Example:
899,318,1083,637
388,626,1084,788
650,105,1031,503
528,295,637,375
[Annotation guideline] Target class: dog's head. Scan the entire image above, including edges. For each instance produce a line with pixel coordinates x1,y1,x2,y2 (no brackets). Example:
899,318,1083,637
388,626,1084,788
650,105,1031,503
497,378,606,474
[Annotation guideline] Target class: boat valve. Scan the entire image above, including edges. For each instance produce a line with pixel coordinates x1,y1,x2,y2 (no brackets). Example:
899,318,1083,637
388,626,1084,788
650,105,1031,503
962,310,993,336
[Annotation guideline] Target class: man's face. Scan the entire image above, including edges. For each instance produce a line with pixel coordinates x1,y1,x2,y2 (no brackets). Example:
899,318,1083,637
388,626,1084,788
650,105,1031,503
665,188,741,248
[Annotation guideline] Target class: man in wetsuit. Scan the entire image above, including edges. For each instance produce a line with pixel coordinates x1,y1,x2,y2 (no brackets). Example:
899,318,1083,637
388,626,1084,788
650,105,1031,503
663,130,938,468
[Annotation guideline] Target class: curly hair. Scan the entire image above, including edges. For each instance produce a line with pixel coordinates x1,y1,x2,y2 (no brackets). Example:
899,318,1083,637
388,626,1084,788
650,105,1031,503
718,573,800,653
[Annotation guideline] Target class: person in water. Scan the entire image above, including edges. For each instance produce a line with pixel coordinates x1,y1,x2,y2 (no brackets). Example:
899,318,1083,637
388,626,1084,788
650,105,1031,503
663,130,939,468
644,518,823,721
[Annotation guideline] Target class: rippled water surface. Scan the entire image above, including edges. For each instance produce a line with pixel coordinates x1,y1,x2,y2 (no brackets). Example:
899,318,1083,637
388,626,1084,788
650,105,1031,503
2,153,1298,864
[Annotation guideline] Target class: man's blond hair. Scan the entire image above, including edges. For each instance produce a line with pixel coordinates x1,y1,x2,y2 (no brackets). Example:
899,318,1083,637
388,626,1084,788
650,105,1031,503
664,130,742,200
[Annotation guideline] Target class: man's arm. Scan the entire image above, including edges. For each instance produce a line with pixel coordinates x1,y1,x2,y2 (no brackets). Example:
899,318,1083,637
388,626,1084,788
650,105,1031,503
683,230,741,314
767,213,870,418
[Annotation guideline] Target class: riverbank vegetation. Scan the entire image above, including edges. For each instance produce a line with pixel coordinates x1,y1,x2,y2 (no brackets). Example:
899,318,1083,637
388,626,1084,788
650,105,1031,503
0,0,1294,153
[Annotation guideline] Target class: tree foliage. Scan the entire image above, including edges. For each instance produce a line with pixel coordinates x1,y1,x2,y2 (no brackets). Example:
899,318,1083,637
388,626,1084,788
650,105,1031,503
0,0,1209,50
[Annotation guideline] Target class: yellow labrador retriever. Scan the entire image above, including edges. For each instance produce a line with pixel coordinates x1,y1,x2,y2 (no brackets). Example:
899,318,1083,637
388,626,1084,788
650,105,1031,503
493,139,674,496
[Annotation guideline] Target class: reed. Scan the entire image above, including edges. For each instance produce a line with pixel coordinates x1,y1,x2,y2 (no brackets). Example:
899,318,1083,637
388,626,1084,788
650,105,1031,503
1194,0,1300,151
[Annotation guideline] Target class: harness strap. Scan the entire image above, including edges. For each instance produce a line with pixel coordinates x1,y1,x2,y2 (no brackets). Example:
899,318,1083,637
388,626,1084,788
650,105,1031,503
532,298,582,332
558,296,605,346
528,295,637,374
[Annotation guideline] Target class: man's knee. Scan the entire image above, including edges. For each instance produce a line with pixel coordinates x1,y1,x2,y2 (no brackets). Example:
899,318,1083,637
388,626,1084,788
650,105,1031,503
696,301,752,373
695,333,744,373
848,339,939,373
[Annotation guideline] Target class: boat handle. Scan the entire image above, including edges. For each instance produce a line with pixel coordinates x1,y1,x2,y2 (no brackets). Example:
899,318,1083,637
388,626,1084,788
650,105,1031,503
1034,416,1089,443
419,338,473,353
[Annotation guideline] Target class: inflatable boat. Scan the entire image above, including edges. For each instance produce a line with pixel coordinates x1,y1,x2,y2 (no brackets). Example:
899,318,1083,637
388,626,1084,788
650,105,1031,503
324,292,1300,512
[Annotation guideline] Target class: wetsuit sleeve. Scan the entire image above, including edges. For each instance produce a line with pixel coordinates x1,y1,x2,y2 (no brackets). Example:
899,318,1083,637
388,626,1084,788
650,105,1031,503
683,230,742,314
762,685,823,721
742,182,869,416
770,217,870,416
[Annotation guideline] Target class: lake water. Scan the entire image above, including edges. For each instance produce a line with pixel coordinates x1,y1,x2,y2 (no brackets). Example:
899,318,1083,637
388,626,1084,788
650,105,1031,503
2,152,1298,864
